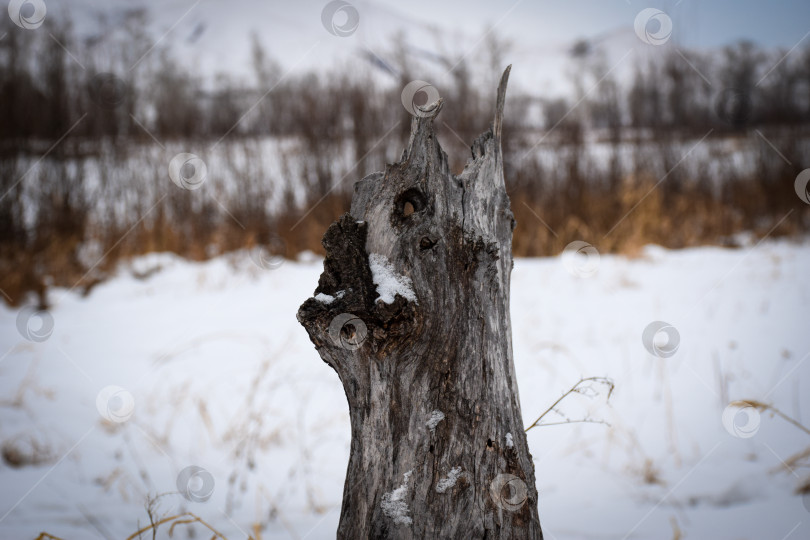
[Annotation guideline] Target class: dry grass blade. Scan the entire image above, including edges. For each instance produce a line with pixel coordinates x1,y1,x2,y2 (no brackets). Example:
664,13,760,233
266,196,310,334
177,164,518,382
731,400,810,437
124,512,228,540
525,376,615,432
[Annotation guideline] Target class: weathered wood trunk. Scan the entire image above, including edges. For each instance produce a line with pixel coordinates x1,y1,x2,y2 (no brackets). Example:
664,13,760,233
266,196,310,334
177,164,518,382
297,66,542,539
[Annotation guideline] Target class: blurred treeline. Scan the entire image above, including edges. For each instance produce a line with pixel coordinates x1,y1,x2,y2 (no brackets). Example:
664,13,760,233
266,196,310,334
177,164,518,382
1,10,809,306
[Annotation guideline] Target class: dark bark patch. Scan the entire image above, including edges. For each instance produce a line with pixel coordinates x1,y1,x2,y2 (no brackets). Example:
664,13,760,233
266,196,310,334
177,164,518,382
419,236,436,250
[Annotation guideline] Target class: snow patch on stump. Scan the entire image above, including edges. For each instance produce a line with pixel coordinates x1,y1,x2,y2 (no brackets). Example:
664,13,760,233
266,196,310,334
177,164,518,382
381,470,413,526
426,410,445,433
368,253,417,304
314,290,345,304
436,466,463,493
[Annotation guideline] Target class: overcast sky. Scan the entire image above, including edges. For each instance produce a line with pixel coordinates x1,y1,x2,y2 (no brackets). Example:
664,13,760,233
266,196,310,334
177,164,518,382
51,0,810,95
366,0,810,49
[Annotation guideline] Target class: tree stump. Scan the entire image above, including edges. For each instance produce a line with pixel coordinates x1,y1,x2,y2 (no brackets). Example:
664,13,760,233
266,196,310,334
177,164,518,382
297,66,542,539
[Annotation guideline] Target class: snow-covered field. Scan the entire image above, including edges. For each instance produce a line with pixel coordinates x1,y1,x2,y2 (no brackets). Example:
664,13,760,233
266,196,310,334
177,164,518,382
1,240,809,539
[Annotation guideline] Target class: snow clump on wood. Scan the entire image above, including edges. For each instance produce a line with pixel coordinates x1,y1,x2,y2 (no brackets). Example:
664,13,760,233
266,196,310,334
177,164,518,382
436,466,463,493
426,410,445,433
368,253,417,304
381,470,414,525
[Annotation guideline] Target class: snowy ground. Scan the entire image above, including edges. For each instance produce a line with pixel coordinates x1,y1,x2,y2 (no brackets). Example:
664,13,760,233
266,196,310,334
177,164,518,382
1,240,809,539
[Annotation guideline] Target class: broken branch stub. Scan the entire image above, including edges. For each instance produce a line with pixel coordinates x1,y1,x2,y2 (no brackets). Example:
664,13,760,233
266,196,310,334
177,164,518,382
297,66,543,539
